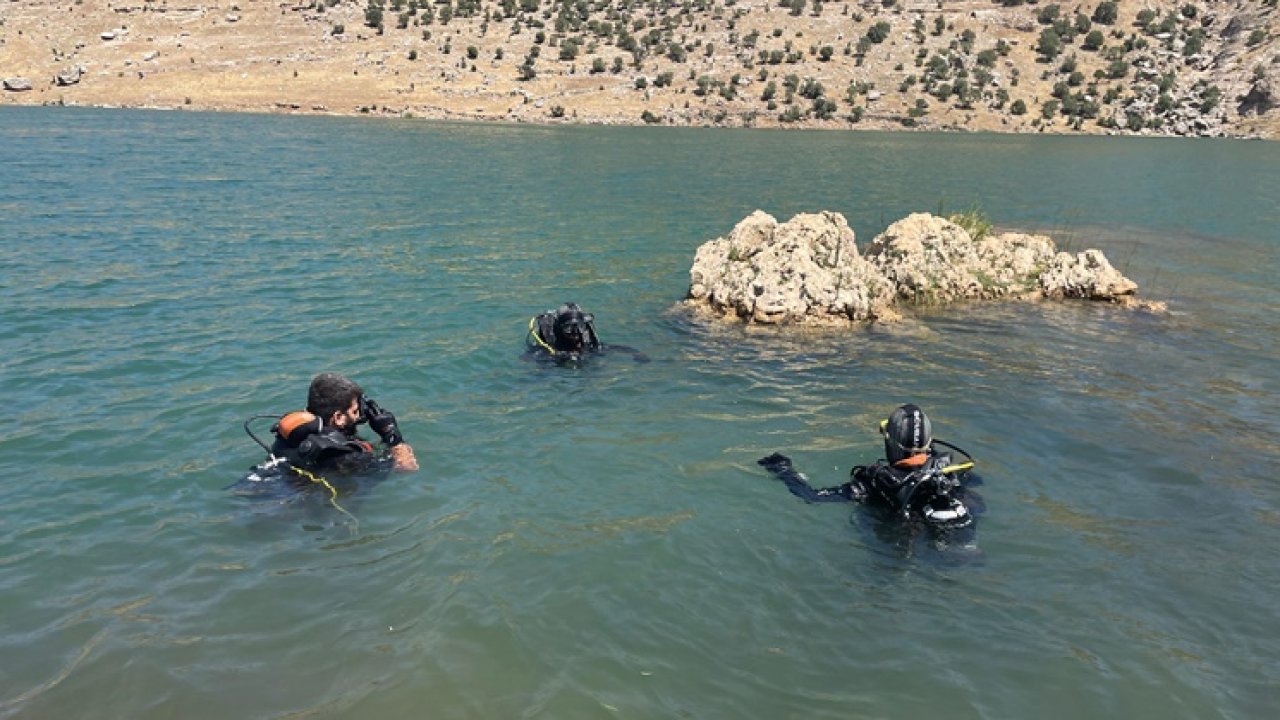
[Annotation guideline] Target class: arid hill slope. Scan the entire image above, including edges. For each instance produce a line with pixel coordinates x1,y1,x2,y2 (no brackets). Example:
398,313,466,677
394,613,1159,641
1,0,1276,137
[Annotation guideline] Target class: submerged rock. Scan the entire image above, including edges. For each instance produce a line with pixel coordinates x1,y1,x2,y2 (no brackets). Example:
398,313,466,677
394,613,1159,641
685,210,1156,325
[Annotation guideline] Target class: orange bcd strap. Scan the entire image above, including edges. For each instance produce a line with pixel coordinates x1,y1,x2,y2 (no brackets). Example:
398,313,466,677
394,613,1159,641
893,453,930,468
276,411,320,441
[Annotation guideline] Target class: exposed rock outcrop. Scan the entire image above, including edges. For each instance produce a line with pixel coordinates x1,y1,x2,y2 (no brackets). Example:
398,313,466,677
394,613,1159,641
1039,249,1138,300
687,210,895,324
862,213,1058,304
686,210,1159,325
1239,73,1276,117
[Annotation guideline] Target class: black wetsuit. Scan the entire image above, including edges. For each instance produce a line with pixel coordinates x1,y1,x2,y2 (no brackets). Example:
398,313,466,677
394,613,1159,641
530,312,598,354
527,311,648,364
760,450,983,527
270,426,392,477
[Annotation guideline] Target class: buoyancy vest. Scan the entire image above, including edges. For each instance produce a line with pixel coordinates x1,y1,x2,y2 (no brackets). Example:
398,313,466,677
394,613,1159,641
271,411,375,474
857,452,961,512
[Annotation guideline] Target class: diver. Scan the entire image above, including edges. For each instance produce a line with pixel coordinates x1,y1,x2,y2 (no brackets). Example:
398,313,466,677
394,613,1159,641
239,372,418,492
759,404,983,538
525,302,648,364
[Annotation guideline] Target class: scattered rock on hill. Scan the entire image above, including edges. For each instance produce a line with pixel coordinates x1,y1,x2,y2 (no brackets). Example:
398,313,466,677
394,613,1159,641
56,65,84,87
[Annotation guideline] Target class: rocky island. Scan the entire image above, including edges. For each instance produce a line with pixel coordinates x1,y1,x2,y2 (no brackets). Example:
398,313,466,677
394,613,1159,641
685,209,1162,324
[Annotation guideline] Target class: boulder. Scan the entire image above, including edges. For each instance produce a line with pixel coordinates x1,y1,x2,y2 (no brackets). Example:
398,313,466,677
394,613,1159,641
863,214,1059,303
3,77,33,92
55,65,84,87
687,210,895,324
1039,249,1138,300
864,213,989,303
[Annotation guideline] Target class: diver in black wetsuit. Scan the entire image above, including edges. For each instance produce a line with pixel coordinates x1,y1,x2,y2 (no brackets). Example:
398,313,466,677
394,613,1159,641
526,302,648,364
759,404,982,533
238,373,418,493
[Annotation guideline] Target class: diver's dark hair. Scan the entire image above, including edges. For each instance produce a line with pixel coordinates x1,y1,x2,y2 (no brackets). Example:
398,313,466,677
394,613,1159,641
306,372,363,421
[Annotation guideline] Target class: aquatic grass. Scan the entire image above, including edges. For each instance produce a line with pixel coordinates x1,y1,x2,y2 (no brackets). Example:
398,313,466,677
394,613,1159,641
947,207,993,241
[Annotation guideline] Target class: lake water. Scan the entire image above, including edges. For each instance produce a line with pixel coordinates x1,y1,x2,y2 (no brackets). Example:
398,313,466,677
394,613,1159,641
1,107,1277,719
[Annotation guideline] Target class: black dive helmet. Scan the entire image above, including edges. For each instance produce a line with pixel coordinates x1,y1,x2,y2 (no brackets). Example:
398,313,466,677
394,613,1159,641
882,404,933,465
553,302,600,351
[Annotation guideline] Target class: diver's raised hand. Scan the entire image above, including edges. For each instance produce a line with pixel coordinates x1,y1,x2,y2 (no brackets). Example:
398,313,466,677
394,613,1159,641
757,453,792,473
368,408,404,447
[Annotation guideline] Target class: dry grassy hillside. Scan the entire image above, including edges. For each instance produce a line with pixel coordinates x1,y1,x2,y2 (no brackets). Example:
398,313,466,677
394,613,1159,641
1,0,1276,137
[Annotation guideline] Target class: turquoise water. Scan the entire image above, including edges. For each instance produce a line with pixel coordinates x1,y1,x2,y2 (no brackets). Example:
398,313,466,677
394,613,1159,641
2,106,1278,719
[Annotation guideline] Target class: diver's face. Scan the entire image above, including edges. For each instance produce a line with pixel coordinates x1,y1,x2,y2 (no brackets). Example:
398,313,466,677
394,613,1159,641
562,326,583,349
558,318,585,349
330,398,360,432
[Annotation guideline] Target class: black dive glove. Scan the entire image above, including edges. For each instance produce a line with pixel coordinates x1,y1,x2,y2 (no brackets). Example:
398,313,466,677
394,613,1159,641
361,396,404,447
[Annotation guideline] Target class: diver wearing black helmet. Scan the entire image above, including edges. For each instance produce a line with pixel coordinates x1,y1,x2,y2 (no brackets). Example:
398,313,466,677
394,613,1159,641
526,302,648,364
759,404,982,532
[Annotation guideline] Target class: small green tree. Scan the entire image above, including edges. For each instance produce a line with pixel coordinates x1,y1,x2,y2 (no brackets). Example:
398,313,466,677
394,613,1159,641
1037,4,1061,25
1010,99,1028,115
1037,28,1063,61
1092,1,1118,25
866,21,891,44
1199,85,1222,112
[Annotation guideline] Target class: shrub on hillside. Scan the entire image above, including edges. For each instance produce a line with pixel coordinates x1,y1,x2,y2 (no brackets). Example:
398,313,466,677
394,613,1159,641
1092,2,1118,25
866,21,891,44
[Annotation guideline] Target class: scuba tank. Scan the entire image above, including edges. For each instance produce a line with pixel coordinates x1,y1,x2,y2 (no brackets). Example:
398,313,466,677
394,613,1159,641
235,413,304,488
